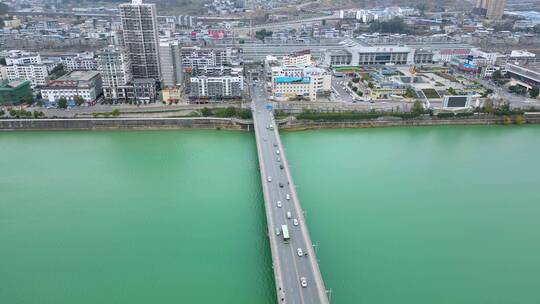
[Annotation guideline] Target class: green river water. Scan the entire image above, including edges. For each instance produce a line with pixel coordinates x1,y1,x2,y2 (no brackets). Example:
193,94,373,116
1,126,540,304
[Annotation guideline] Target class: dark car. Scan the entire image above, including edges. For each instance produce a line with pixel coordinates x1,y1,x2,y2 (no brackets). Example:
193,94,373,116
280,164,284,169
279,182,284,188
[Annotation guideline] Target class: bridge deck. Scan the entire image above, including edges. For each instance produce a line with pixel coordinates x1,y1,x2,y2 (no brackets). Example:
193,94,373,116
251,79,329,304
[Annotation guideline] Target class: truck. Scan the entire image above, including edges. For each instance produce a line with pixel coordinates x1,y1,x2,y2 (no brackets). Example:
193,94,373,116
281,224,290,242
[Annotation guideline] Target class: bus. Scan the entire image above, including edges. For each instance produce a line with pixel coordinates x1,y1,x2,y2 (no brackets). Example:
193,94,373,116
281,225,290,242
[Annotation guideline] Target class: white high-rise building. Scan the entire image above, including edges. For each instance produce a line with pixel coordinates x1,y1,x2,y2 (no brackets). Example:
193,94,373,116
119,0,161,81
97,45,133,101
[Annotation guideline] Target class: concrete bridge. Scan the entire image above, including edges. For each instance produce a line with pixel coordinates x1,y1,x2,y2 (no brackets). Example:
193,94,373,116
250,73,330,303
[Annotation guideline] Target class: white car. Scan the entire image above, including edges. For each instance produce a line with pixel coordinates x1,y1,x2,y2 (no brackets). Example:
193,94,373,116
286,194,290,200
267,176,272,182
300,277,307,287
276,150,280,155
297,248,303,257
276,201,282,208
293,219,298,226
286,211,292,219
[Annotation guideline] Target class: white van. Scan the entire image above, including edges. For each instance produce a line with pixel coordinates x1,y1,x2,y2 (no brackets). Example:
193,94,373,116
286,211,292,219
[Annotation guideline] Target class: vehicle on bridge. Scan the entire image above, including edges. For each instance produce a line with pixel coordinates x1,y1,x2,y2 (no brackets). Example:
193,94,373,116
300,277,308,288
281,225,290,242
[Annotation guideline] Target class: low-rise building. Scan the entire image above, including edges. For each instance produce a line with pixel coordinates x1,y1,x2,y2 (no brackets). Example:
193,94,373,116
0,80,32,105
41,71,103,105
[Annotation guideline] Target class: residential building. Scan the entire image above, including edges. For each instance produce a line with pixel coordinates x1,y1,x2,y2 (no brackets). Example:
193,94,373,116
0,80,32,105
119,0,161,80
159,40,182,88
61,53,97,72
4,50,42,66
180,46,238,70
96,45,133,102
41,71,103,104
133,78,157,102
189,75,244,100
475,0,506,20
1,64,49,87
282,50,312,67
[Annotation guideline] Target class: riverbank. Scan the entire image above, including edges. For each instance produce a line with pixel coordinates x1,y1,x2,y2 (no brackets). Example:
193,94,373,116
279,115,540,131
1,115,539,131
0,117,252,131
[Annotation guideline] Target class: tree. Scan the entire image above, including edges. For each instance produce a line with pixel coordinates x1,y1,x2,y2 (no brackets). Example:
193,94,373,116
412,100,424,114
491,69,503,80
404,87,416,98
367,82,375,89
352,86,358,92
483,99,495,114
502,115,512,125
255,29,273,41
369,17,411,34
111,109,120,117
530,87,539,98
0,110,5,117
515,115,525,125
201,107,211,117
447,87,457,95
352,77,360,83
74,95,85,106
58,97,68,109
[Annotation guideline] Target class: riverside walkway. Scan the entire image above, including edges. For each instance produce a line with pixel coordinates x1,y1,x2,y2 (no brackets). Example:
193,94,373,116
251,79,330,304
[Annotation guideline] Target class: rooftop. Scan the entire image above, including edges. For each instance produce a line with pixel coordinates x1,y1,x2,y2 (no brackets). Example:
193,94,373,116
57,70,100,82
274,76,311,84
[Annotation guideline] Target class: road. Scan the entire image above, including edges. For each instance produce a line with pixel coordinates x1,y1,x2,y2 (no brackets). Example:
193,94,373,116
250,72,329,304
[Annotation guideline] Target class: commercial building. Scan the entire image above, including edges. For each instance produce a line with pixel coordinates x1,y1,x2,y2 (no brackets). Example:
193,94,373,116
97,45,133,102
159,40,182,88
505,62,540,87
61,53,97,72
271,67,331,101
475,0,506,20
41,71,103,104
0,80,32,105
119,0,161,80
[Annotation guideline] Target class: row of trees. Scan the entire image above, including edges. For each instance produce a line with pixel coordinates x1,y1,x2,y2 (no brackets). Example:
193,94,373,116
0,109,45,119
200,107,252,119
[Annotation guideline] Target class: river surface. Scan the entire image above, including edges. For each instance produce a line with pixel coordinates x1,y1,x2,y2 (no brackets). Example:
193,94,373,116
1,126,539,304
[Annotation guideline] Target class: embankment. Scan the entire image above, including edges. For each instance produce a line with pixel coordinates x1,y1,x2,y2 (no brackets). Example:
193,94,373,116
0,117,252,131
279,116,540,131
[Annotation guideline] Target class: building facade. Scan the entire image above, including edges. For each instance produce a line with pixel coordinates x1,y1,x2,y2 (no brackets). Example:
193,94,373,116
61,53,97,72
97,45,133,101
119,0,161,80
475,0,506,20
41,71,103,104
189,75,244,100
159,40,182,88
180,46,239,70
1,64,49,87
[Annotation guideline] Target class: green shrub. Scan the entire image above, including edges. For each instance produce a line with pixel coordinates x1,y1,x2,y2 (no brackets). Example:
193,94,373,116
436,112,455,118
